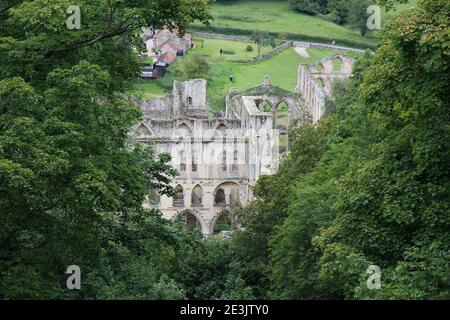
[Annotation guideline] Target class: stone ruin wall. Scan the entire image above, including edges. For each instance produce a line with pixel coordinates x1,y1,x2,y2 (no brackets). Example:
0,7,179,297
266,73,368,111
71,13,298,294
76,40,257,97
296,55,355,123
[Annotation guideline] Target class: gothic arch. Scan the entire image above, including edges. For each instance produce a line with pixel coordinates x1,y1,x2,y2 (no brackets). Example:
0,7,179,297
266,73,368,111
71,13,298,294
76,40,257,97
215,123,229,136
213,181,240,207
191,184,203,207
211,209,236,234
316,63,325,72
173,184,185,207
176,210,207,234
135,123,154,138
333,56,344,73
173,122,192,138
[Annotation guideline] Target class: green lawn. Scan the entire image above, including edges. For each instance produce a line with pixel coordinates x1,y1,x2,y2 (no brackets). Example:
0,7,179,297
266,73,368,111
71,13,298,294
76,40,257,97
129,80,170,99
191,0,375,48
193,37,272,61
383,0,418,25
190,0,419,49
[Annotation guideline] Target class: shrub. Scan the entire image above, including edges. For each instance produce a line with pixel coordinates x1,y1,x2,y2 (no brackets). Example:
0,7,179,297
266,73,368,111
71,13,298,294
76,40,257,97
181,53,210,79
222,49,236,55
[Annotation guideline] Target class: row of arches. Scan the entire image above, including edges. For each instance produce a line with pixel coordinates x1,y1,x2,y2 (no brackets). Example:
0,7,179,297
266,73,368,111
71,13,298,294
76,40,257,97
177,209,237,235
135,122,237,140
314,56,345,74
173,182,240,208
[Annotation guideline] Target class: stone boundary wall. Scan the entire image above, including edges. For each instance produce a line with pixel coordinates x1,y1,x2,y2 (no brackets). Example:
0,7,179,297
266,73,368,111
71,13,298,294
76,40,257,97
192,32,367,62
253,41,293,61
193,32,250,43
292,41,366,54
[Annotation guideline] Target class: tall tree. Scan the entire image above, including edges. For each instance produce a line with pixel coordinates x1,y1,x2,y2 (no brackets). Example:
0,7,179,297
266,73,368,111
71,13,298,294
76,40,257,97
0,0,210,298
269,0,449,300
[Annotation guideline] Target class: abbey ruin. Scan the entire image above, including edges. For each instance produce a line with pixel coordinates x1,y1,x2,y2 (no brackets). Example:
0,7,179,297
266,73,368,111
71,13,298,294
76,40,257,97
132,55,354,236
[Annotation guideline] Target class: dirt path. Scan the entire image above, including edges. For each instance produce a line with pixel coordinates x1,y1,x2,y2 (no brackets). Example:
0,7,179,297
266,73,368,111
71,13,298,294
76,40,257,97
295,47,310,58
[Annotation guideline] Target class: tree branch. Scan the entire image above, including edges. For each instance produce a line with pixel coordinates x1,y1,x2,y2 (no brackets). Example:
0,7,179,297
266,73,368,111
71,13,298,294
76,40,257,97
44,1,136,57
0,0,21,15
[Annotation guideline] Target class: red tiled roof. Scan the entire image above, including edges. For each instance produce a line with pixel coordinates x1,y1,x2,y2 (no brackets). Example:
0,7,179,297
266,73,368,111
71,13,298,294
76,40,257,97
154,28,191,42
154,29,167,38
157,39,178,51
156,51,176,65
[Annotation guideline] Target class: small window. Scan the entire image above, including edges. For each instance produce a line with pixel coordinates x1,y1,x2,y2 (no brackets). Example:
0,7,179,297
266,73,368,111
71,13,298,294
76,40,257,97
173,185,185,207
215,188,226,206
221,150,227,172
232,149,239,172
187,97,193,105
192,147,198,172
191,185,203,207
180,150,186,172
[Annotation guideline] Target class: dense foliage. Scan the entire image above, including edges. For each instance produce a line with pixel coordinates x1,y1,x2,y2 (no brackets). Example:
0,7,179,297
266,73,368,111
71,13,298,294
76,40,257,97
0,0,216,299
233,0,449,299
289,0,409,35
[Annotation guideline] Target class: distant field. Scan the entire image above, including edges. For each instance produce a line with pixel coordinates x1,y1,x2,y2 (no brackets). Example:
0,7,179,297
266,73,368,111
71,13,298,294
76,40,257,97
191,0,376,48
190,0,419,49
193,37,272,61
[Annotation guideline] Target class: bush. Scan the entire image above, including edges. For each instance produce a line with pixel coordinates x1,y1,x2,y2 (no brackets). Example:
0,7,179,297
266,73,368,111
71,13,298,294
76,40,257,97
181,53,210,79
246,45,254,52
222,49,236,55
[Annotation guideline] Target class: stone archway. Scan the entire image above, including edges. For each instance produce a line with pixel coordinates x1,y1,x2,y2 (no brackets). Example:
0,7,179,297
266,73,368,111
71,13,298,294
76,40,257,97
211,209,237,235
176,210,207,234
173,122,192,139
213,181,240,207
273,100,290,152
135,123,154,139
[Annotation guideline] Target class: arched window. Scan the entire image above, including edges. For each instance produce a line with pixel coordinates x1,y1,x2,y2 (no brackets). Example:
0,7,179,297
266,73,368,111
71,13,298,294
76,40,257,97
173,185,184,207
333,57,343,72
213,210,235,234
179,150,186,172
191,185,203,207
187,97,193,105
178,210,202,233
135,123,153,138
215,124,228,137
214,182,240,207
316,78,325,88
274,101,289,151
232,148,239,172
221,149,227,172
148,189,160,206
215,124,229,171
263,101,272,113
316,63,324,72
174,123,192,138
192,147,198,172
214,188,226,206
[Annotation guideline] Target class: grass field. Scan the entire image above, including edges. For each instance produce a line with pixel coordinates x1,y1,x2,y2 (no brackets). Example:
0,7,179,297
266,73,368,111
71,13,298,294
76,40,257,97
193,37,272,61
382,0,417,24
191,0,376,47
190,0,419,49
